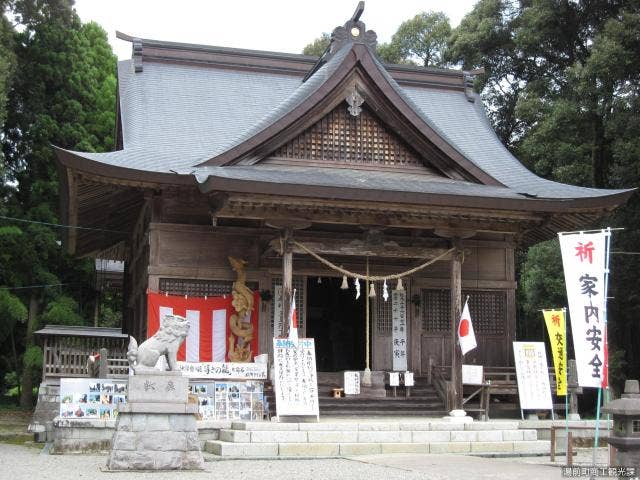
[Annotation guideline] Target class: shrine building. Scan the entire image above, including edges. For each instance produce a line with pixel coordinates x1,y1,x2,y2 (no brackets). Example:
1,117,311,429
54,7,631,413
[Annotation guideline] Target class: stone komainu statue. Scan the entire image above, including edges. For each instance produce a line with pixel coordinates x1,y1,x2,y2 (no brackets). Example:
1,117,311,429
127,314,190,374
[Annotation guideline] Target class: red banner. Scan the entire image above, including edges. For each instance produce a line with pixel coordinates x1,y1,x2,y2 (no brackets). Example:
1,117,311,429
147,291,260,362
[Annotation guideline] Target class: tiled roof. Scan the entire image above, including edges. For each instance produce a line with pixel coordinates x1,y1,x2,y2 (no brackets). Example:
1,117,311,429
59,40,631,202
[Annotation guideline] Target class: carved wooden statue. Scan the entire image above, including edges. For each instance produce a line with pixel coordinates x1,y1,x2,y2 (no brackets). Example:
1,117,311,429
127,314,190,373
228,256,255,362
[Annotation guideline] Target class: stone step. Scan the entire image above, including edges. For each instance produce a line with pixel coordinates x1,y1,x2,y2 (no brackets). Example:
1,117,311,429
229,420,524,432
204,439,551,457
218,426,539,444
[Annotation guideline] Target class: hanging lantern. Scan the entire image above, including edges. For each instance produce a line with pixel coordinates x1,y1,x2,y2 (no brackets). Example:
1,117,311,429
355,278,361,299
396,277,404,291
382,279,389,302
340,275,349,290
369,282,376,298
317,276,322,284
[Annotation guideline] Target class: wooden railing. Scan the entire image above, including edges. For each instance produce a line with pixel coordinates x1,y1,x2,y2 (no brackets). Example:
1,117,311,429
39,328,129,381
426,359,579,416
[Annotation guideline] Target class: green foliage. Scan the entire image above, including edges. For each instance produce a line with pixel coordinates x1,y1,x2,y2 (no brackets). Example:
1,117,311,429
383,11,452,67
0,290,27,343
302,32,330,57
40,295,83,326
0,1,117,405
22,345,41,370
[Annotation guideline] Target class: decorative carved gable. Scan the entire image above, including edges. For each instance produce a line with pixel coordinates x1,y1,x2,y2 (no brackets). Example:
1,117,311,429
264,102,443,175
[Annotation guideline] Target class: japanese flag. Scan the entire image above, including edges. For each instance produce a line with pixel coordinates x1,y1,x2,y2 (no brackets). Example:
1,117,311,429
458,299,477,356
288,291,298,343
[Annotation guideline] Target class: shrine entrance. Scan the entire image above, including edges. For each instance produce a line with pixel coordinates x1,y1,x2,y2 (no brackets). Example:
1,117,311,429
306,276,366,372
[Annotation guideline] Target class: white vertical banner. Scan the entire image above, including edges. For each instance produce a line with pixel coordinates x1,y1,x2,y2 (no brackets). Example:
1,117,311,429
392,290,407,371
185,310,200,363
273,285,283,338
559,231,609,388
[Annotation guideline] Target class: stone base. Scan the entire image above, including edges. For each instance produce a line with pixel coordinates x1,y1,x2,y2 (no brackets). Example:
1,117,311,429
106,410,204,470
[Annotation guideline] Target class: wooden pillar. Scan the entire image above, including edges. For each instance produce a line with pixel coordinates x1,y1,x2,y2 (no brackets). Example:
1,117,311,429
450,240,463,410
281,229,293,338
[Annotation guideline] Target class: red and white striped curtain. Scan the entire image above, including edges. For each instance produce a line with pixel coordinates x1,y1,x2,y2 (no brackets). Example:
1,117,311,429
146,291,260,362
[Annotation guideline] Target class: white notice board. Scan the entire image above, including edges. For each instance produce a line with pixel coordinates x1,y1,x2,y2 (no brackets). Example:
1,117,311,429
273,338,319,418
462,365,484,385
513,342,553,410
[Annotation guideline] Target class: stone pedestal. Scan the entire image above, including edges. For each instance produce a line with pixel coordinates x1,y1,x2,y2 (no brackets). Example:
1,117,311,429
106,372,204,471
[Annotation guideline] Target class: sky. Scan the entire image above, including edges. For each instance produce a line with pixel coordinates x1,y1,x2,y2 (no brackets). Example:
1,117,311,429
74,0,479,60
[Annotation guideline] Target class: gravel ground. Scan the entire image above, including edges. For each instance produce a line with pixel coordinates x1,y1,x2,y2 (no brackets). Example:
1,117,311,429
0,443,615,480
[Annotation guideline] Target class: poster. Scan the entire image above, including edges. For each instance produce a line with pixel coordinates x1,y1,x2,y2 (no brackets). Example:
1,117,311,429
392,290,408,371
59,378,127,419
273,338,319,418
542,309,567,395
189,381,264,421
513,342,553,410
177,361,267,380
559,231,609,388
462,365,484,385
344,371,360,395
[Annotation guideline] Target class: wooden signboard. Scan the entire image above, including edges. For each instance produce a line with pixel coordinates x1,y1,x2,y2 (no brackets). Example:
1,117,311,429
513,342,553,417
273,338,319,419
392,290,408,371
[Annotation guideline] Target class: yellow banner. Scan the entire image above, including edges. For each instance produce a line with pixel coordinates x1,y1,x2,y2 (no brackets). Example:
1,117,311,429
543,309,567,396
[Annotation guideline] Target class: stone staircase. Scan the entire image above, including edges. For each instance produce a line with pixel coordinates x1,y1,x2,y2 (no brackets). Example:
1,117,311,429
204,420,551,457
264,375,448,417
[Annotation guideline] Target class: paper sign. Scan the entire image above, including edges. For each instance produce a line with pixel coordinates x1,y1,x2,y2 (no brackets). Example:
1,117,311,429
462,365,484,385
273,338,319,417
404,371,414,387
176,361,267,380
513,342,553,410
389,372,400,386
344,371,360,395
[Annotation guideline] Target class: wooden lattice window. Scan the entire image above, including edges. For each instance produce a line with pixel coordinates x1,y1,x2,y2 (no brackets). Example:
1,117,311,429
422,289,506,335
467,291,506,335
374,281,392,334
269,103,433,171
422,289,451,333
271,276,306,330
158,278,258,297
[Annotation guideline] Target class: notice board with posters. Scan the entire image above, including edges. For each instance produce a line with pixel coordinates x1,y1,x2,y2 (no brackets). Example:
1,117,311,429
513,342,553,412
273,338,319,419
59,378,127,420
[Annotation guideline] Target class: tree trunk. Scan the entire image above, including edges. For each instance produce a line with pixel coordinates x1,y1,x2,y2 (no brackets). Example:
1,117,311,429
19,293,40,409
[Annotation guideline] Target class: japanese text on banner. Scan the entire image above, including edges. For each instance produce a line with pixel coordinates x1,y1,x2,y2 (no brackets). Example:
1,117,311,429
559,231,609,388
542,309,567,396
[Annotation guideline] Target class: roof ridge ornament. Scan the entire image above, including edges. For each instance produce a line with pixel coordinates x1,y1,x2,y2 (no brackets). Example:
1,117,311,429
329,1,377,55
132,37,143,73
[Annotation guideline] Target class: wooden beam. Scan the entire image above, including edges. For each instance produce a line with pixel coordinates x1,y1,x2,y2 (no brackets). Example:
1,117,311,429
270,238,453,259
281,229,293,338
450,240,463,411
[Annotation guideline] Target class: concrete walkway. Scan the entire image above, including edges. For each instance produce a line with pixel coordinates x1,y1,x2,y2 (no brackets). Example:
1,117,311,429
0,442,610,480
